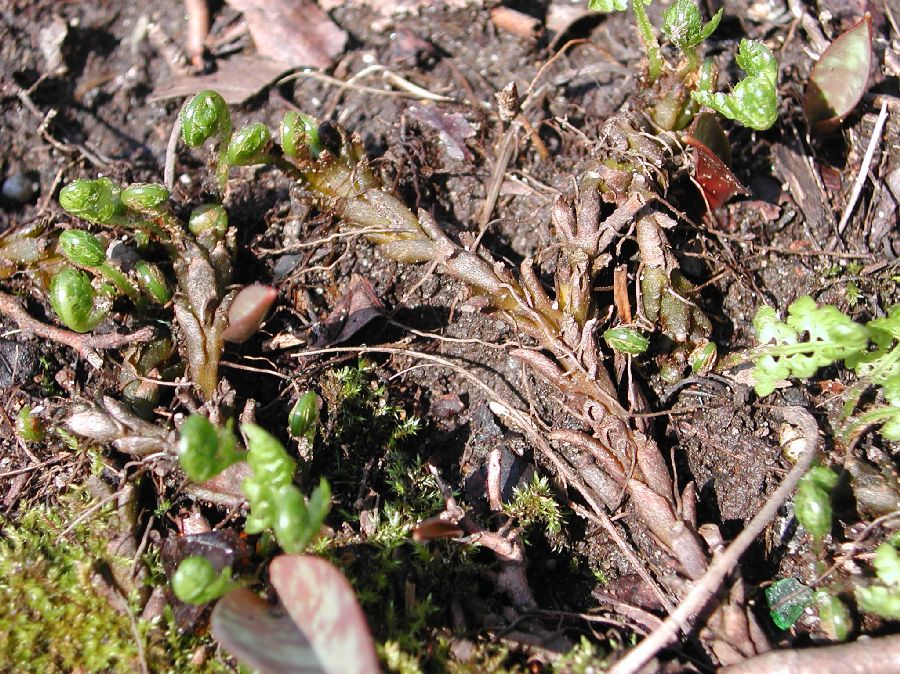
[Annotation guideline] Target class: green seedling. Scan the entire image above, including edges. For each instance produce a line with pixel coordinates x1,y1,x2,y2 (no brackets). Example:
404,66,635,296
172,555,237,605
603,326,650,355
855,541,900,619
58,177,126,226
588,0,778,131
662,0,722,53
288,390,319,441
793,465,839,541
815,590,852,641
15,405,44,442
120,183,171,214
224,122,271,166
58,230,140,302
55,138,268,398
188,203,229,238
180,90,232,192
766,577,813,630
175,418,332,554
177,414,245,482
180,90,232,147
688,340,717,374
281,111,323,159
691,39,778,130
242,424,331,553
133,261,171,304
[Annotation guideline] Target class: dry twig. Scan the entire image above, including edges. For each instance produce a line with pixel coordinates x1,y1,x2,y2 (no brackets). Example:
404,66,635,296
609,406,820,674
0,291,154,369
721,633,900,674
837,100,889,236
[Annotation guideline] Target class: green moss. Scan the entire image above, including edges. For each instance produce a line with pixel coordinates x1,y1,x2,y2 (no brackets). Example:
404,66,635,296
0,494,232,673
0,498,140,672
504,473,565,545
552,636,608,674
320,359,423,475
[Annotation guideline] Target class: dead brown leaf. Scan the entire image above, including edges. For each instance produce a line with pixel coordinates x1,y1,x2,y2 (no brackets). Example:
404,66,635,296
150,55,292,104
310,275,385,347
226,0,347,69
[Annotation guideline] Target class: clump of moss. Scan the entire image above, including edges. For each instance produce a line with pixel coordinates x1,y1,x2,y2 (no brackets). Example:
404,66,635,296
320,359,422,476
0,493,230,673
504,473,565,545
0,497,140,672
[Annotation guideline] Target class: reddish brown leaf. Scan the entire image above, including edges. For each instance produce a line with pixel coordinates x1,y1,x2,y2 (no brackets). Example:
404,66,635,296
222,283,277,343
688,111,732,167
412,515,465,542
269,555,380,674
211,588,326,674
150,55,292,105
804,14,873,135
683,136,747,210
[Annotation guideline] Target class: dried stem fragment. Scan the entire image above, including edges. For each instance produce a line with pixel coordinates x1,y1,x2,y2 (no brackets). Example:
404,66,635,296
0,290,154,369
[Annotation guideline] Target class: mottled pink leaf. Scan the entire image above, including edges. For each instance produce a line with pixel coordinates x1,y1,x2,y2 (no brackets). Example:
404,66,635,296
211,588,326,673
408,106,476,162
269,555,380,674
223,283,277,343
804,14,873,135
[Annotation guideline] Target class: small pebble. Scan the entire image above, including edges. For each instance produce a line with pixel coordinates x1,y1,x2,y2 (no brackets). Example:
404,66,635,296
2,172,39,203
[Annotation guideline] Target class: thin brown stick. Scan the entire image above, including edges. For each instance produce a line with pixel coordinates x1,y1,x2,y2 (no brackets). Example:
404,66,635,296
609,406,820,674
0,456,65,479
0,290,154,369
184,0,209,69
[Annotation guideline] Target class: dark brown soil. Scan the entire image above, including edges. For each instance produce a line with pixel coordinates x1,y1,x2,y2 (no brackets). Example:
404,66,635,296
1,0,898,671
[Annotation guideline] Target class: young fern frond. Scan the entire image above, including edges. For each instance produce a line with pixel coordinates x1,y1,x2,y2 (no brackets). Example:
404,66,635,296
749,296,900,440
